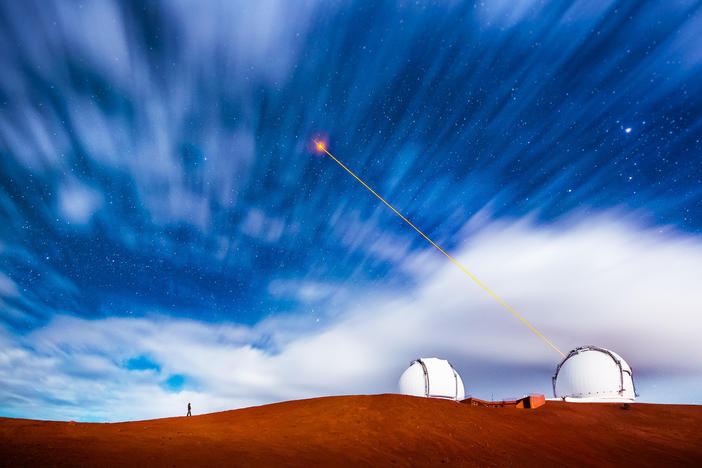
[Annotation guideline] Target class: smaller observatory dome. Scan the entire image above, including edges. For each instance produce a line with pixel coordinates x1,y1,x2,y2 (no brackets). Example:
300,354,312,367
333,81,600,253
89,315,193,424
553,345,636,402
398,358,465,401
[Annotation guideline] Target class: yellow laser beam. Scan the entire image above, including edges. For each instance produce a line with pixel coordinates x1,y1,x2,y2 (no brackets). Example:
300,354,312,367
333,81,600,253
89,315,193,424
319,143,565,358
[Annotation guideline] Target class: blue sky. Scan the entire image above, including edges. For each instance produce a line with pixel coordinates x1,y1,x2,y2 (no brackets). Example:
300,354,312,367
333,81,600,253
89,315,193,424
1,0,701,421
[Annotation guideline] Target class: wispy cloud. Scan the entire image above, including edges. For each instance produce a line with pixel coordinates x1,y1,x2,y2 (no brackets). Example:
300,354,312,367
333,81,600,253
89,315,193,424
58,180,104,225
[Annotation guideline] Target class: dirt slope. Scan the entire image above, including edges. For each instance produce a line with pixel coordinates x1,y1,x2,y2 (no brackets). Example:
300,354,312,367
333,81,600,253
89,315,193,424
1,395,701,467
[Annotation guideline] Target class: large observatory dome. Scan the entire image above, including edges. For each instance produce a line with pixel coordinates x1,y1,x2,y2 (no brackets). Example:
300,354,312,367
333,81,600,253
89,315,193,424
398,358,465,401
553,345,636,402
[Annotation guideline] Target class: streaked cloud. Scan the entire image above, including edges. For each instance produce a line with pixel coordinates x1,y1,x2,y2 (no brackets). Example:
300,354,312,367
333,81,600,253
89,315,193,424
58,181,104,225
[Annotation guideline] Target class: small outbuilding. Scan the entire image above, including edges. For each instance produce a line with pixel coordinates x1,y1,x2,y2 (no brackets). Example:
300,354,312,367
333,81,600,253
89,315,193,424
398,357,465,401
553,345,636,402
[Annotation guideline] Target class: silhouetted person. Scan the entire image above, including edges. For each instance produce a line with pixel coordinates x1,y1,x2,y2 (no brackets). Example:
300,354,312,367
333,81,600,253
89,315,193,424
187,402,191,417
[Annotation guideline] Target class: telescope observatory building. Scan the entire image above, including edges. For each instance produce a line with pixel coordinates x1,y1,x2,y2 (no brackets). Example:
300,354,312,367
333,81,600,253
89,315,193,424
398,357,465,401
553,345,636,402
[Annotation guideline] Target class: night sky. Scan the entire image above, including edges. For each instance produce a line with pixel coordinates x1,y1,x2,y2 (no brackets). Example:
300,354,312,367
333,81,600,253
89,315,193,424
1,0,701,421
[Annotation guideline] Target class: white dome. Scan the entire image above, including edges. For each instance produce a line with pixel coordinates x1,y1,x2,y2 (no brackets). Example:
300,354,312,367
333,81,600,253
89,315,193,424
398,358,465,401
553,345,636,402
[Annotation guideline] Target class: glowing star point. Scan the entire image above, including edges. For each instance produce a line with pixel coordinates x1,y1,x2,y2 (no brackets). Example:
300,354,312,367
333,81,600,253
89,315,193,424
317,142,325,151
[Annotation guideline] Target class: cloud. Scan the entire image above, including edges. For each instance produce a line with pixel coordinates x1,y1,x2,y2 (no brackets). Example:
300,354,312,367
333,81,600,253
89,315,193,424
0,273,19,298
57,181,104,225
0,0,323,234
1,212,701,421
475,0,549,29
240,208,286,243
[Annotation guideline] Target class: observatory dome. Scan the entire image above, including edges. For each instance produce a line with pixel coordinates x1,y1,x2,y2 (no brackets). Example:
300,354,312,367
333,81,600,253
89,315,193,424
553,345,636,402
398,358,465,401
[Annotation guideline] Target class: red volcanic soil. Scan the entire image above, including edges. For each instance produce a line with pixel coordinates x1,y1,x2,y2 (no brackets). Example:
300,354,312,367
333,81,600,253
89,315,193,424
1,394,701,467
